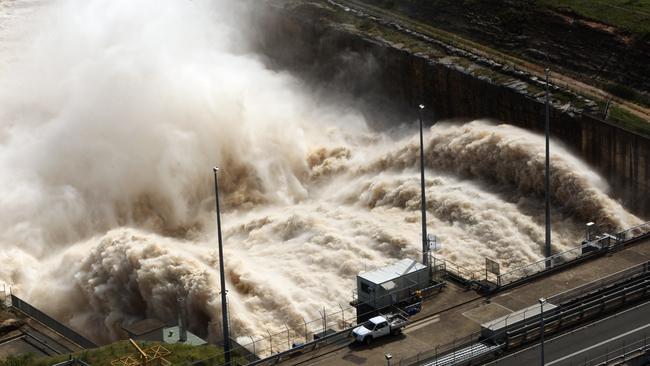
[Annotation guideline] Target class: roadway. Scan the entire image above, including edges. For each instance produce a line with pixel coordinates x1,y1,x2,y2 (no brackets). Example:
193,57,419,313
487,299,650,366
278,237,650,365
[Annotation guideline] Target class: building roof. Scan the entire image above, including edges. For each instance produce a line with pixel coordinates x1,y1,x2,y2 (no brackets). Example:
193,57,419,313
482,302,557,331
163,326,207,346
121,319,166,336
358,258,426,285
369,316,386,324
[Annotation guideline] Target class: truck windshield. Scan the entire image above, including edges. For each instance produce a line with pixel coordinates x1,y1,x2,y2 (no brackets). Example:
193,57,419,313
362,321,375,329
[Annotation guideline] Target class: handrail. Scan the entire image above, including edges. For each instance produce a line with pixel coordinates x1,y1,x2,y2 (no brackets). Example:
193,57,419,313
10,294,97,349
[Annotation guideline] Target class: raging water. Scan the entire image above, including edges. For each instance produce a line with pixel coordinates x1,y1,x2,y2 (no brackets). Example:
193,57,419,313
0,0,641,348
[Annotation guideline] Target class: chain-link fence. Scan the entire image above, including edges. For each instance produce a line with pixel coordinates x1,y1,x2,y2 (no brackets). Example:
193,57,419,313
181,275,447,365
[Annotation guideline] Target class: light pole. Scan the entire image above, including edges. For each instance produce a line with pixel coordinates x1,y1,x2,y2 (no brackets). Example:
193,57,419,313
417,104,428,267
539,297,546,366
544,68,552,268
213,167,232,366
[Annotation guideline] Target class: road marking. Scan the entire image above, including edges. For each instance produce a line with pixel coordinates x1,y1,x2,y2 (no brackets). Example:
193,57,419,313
405,315,439,334
485,299,650,365
492,302,513,312
546,322,650,365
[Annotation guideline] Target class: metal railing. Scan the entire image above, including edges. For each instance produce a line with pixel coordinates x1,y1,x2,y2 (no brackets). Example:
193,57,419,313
183,276,435,365
397,260,650,366
52,359,93,366
548,260,650,305
497,222,650,288
397,331,483,366
587,334,650,365
504,271,650,349
615,221,650,243
497,242,589,287
10,294,97,349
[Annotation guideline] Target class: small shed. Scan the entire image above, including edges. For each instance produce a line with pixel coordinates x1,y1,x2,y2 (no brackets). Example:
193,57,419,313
356,258,428,309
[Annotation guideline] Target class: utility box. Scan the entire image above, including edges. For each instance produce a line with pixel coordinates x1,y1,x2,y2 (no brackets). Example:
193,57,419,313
356,258,428,310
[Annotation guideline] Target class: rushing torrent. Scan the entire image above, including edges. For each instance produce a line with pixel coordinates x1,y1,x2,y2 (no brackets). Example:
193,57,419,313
0,0,642,349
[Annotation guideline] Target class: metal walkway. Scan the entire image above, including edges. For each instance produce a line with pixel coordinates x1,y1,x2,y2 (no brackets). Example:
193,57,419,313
421,342,503,366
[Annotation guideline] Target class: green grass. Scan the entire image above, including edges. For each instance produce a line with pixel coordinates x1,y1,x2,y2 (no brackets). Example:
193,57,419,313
0,340,240,366
540,0,650,34
603,82,650,108
609,105,650,138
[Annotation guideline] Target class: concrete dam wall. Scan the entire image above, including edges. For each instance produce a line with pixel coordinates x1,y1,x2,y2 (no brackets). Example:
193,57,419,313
253,3,649,218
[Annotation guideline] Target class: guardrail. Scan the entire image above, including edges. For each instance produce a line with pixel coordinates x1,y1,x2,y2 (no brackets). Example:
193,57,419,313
398,260,650,366
246,327,351,366
434,259,481,284
10,294,97,349
588,334,650,365
496,222,650,289
548,260,650,305
428,222,650,293
505,275,650,349
397,331,482,366
496,243,585,287
52,359,93,366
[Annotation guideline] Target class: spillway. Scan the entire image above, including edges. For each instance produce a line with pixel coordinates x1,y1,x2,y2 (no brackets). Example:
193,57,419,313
0,0,642,347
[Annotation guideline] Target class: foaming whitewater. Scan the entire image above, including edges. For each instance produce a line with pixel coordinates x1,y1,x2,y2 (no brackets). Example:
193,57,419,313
0,0,642,350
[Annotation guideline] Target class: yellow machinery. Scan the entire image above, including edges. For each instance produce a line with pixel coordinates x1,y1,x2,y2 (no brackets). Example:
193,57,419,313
110,339,172,366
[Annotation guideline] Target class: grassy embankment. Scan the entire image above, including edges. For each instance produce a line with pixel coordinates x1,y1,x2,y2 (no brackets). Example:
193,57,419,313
338,0,650,133
542,0,650,110
540,0,650,34
0,340,239,366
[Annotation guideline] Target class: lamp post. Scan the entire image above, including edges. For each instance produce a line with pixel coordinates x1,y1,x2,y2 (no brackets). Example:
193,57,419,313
417,104,428,267
539,297,546,366
544,68,552,268
213,167,232,366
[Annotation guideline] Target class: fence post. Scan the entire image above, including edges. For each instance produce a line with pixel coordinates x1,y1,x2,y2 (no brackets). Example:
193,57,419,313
249,336,256,357
339,304,345,328
285,323,290,350
267,329,273,354
453,338,456,363
303,318,308,343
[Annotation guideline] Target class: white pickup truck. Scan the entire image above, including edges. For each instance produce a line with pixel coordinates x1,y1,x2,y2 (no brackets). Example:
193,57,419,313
351,314,408,345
